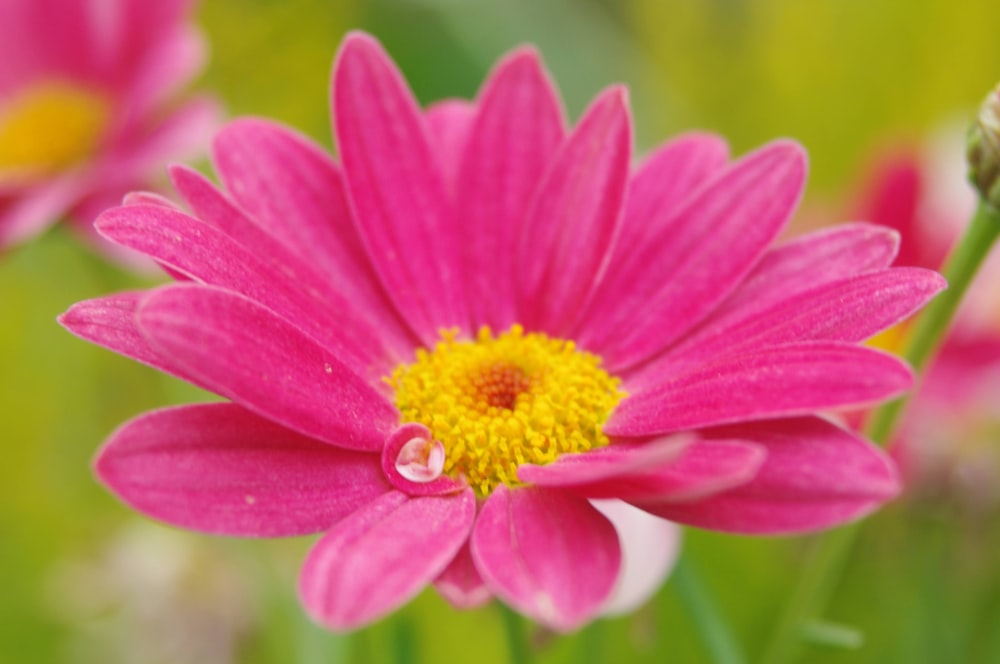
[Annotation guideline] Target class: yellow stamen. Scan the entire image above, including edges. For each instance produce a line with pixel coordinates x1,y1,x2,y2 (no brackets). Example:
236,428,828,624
0,80,111,175
389,325,627,497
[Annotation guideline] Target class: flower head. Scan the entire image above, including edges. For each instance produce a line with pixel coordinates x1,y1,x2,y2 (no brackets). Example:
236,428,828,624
968,83,1000,208
0,0,219,254
61,32,944,631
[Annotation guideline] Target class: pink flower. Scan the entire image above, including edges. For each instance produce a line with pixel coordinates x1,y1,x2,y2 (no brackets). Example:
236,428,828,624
853,143,1000,504
0,0,218,253
61,32,944,631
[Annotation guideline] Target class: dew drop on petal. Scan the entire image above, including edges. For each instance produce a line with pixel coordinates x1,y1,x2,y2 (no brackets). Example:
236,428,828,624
395,436,446,483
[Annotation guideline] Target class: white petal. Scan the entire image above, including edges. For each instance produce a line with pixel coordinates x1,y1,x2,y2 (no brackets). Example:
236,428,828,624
591,499,681,616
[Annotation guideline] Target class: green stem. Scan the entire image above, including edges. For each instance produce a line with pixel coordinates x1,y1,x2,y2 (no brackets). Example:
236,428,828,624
759,528,858,664
391,619,416,664
761,199,1000,664
867,199,1000,443
672,554,746,664
499,603,531,664
578,619,605,664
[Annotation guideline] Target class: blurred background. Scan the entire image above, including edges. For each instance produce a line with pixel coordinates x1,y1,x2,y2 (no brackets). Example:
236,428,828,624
3,0,1000,661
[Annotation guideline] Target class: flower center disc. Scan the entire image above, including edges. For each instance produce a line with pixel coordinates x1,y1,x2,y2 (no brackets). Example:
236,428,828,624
389,325,626,497
0,80,110,177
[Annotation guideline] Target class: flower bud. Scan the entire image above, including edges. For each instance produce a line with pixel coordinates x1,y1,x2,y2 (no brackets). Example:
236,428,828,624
967,83,1000,209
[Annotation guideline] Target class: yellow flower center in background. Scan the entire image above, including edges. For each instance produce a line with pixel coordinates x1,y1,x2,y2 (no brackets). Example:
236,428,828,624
867,323,908,354
390,325,626,497
0,80,111,176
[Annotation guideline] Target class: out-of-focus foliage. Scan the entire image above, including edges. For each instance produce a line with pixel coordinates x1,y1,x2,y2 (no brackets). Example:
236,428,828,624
363,0,650,118
0,229,159,661
197,0,360,143
630,0,1000,189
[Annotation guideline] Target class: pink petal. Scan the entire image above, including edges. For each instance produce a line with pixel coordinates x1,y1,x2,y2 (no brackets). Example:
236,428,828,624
96,204,393,376
113,96,220,174
517,435,690,487
0,0,95,86
95,403,390,537
170,164,419,358
425,99,476,194
578,133,729,335
726,222,902,307
633,417,900,534
660,267,946,372
210,119,415,347
333,32,466,341
624,222,905,387
456,47,566,331
517,86,632,335
591,500,681,616
0,174,88,248
171,163,242,219
608,342,913,437
63,203,168,275
471,486,621,632
86,0,197,83
210,118,362,272
380,423,466,496
170,163,276,245
564,439,766,503
300,488,476,630
851,150,932,268
434,541,492,610
122,191,179,208
578,141,807,371
924,330,1000,404
0,3,38,89
170,163,295,255
126,24,207,116
137,283,398,451
58,291,199,385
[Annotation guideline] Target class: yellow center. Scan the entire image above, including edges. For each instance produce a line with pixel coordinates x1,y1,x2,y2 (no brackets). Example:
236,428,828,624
0,80,111,176
389,325,627,497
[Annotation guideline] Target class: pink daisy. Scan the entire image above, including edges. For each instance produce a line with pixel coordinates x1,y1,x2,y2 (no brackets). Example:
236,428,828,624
61,32,945,631
0,0,218,253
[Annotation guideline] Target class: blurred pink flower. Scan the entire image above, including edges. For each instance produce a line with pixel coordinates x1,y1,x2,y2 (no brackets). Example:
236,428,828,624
61,32,943,631
853,142,1000,505
0,0,218,253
